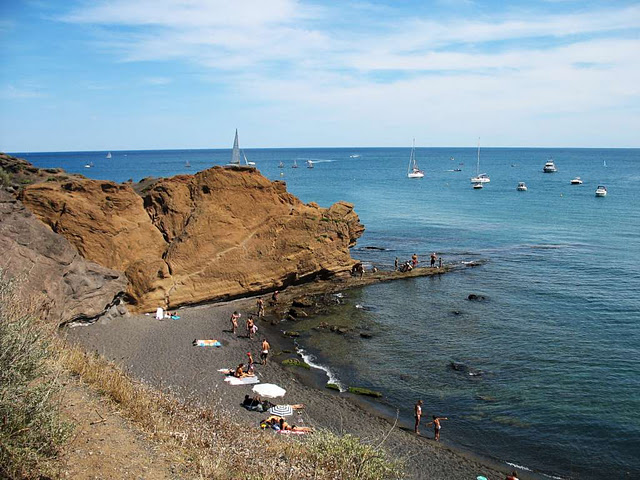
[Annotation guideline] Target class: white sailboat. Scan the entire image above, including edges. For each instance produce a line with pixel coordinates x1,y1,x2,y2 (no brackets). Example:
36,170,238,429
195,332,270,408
278,161,284,168
226,129,255,168
306,159,314,168
292,159,298,168
407,139,424,178
106,152,112,159
470,138,490,183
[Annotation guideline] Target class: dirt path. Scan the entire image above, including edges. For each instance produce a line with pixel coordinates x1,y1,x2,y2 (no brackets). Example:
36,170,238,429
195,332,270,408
58,377,180,480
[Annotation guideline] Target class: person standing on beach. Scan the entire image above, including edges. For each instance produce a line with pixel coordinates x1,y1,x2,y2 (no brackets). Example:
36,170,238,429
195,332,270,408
426,415,448,441
230,311,241,335
411,253,418,267
414,400,423,434
438,257,443,269
271,291,279,305
394,257,399,271
261,338,270,365
246,352,255,374
430,252,437,268
257,297,265,318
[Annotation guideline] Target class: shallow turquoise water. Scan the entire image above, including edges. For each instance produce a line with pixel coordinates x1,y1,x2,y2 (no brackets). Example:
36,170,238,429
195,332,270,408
19,147,640,479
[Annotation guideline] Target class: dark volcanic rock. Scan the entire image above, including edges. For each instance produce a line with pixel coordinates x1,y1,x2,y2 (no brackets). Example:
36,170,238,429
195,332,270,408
467,294,487,301
0,190,128,325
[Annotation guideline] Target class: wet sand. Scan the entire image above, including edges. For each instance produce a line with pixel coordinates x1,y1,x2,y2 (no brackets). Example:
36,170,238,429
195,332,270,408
64,289,536,480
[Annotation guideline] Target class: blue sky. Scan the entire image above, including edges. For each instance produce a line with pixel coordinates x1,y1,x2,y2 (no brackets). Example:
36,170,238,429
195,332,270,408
1,0,638,151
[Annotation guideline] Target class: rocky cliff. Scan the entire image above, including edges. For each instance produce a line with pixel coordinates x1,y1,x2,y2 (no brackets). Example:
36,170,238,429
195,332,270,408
0,190,127,325
19,165,364,312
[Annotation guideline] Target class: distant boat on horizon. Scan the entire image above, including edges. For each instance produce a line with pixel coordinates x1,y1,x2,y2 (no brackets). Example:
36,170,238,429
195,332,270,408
185,160,191,168
407,139,424,178
106,152,112,159
543,158,557,173
226,129,255,168
307,159,314,168
292,159,298,168
84,161,94,168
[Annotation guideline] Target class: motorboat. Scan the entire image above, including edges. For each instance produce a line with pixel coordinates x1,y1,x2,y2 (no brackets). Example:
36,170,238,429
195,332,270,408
570,177,583,185
595,185,607,197
473,182,483,189
516,182,527,191
543,159,557,173
407,139,425,178
306,160,314,168
84,162,94,168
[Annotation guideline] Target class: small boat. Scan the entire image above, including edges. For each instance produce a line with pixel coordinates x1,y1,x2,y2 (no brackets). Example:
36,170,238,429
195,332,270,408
450,156,455,161
603,160,607,167
595,185,607,197
350,154,360,158
226,129,255,168
306,160,314,169
453,168,462,172
516,182,527,191
470,138,490,183
543,159,557,173
570,177,583,185
407,139,424,178
106,152,112,159
473,182,483,189
292,159,298,168
84,161,94,168
278,161,284,168
185,160,191,168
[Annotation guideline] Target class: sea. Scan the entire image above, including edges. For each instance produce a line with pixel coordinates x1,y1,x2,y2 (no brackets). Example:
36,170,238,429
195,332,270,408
16,147,640,479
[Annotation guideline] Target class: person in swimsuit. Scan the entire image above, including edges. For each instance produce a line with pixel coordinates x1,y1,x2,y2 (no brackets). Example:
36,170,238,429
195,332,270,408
246,352,255,374
411,253,418,267
505,471,520,480
279,417,313,432
414,400,423,434
427,415,448,441
234,363,254,378
246,315,255,338
230,311,241,335
256,297,265,318
430,252,437,268
261,338,270,365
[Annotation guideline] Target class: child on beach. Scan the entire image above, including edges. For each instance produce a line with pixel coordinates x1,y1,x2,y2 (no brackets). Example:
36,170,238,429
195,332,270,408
426,415,448,441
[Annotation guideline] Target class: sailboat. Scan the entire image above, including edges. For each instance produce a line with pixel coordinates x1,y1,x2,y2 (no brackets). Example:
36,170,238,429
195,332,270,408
306,160,314,168
185,160,191,168
278,161,284,168
226,129,255,168
470,138,490,184
106,152,112,159
407,139,424,178
292,159,298,168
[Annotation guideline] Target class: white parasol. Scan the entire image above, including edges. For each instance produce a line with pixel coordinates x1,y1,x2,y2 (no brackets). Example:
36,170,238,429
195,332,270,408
252,383,286,398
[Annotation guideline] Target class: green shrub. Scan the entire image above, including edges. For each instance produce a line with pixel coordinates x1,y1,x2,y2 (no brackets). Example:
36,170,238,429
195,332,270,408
0,273,73,479
304,430,402,480
0,167,10,186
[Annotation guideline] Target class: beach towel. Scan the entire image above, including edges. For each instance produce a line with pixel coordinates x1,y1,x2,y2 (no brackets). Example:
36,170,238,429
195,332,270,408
193,339,222,347
171,315,181,320
276,429,308,435
224,376,260,385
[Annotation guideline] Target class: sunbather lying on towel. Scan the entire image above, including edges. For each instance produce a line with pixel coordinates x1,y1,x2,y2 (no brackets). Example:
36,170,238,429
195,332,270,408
234,363,255,378
279,417,312,433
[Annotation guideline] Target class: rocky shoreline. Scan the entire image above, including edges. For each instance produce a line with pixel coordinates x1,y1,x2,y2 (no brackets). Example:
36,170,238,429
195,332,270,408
64,273,540,480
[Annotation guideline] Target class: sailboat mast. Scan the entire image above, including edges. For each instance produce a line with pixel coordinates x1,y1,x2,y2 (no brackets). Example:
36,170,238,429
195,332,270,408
231,129,241,165
476,137,480,176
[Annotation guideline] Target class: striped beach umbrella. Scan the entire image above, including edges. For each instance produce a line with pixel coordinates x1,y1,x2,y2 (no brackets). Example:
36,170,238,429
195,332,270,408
268,405,294,417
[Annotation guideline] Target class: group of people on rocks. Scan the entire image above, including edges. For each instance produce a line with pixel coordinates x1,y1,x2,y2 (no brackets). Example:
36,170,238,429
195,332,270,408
394,252,443,272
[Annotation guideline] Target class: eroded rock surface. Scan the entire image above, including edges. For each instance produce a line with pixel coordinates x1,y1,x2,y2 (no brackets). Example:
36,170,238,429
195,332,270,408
0,190,127,324
19,166,364,312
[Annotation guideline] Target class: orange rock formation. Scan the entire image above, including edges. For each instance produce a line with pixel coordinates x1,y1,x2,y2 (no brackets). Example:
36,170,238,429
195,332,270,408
20,166,364,312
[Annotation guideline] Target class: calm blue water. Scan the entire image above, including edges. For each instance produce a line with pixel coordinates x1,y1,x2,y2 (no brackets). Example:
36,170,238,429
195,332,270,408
17,147,640,479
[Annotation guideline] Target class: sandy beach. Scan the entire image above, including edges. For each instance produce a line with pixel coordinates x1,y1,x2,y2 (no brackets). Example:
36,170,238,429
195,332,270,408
63,283,542,480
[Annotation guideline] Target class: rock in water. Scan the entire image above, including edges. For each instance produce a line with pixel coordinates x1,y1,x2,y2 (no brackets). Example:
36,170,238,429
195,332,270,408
0,191,127,325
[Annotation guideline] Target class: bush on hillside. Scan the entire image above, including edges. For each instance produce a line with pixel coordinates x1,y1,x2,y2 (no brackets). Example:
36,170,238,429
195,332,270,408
0,272,73,479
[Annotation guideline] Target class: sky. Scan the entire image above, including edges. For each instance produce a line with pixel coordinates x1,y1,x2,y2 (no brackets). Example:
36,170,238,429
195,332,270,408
0,0,639,151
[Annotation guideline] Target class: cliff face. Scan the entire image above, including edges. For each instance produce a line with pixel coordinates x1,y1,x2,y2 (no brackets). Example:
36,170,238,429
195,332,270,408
20,166,364,312
0,191,127,324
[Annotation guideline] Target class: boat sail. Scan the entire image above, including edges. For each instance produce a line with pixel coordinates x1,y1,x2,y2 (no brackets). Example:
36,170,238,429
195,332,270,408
292,159,298,168
106,152,112,159
470,138,490,183
227,129,255,167
407,139,424,178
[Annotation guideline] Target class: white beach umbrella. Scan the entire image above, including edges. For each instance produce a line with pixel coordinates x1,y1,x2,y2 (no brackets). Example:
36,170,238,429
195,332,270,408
268,405,294,417
252,383,286,398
